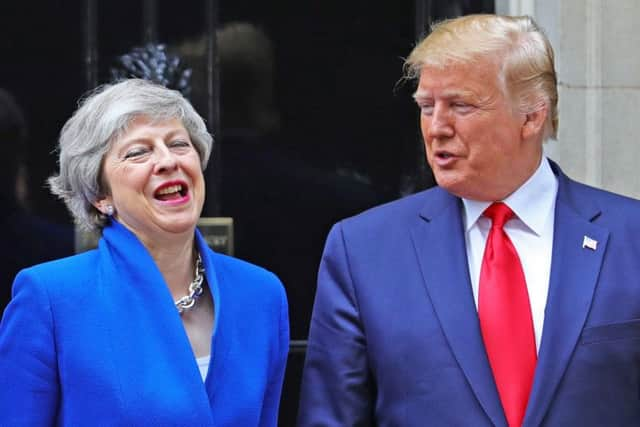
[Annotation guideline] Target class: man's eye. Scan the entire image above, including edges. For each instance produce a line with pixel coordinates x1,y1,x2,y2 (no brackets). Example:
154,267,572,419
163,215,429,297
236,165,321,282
452,103,474,113
420,105,434,115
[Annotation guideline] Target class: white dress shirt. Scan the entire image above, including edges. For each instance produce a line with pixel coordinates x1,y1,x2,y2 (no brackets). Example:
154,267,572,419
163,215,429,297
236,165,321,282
462,157,558,352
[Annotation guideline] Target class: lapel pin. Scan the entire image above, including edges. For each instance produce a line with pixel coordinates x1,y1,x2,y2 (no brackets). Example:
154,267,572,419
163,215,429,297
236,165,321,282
582,235,598,251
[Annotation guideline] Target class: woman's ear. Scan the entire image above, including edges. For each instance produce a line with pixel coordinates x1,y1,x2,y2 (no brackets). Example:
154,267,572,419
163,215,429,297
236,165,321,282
93,198,114,216
521,106,548,140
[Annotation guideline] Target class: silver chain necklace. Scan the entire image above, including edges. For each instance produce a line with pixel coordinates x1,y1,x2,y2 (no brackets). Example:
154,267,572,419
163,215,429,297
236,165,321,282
175,253,205,314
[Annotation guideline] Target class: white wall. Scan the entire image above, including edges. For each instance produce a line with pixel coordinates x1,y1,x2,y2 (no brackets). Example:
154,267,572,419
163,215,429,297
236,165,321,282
500,0,640,198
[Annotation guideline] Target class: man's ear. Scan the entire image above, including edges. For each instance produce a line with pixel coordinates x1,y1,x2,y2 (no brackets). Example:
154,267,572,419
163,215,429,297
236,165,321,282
521,106,548,140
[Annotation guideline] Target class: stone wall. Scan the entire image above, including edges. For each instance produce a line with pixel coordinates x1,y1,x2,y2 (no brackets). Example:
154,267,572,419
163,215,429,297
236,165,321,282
497,0,640,198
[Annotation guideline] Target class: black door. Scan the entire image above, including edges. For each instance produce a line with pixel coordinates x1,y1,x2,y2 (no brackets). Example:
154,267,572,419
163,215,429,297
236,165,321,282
0,1,493,423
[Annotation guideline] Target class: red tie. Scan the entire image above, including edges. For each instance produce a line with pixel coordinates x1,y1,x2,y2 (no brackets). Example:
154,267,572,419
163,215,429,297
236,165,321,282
478,202,536,427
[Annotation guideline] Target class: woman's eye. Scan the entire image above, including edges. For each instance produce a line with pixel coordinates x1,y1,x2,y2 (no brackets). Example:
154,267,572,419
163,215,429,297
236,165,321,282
169,140,191,148
123,148,148,159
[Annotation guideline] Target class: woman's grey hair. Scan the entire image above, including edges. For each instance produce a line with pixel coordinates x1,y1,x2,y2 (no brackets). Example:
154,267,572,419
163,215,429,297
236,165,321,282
48,78,213,232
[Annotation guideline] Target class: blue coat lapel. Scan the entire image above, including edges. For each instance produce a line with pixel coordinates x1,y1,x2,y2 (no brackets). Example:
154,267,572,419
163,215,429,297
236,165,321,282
97,221,215,424
409,188,507,427
523,165,609,427
196,231,231,404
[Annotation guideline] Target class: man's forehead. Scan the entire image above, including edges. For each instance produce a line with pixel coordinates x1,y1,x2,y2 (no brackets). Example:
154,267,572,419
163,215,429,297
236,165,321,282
413,62,501,100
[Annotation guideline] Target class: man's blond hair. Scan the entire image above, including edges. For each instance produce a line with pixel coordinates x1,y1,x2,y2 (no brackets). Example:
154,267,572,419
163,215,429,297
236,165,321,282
405,14,558,140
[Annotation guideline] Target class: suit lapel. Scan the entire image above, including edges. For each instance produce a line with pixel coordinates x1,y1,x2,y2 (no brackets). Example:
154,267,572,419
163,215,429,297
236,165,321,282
523,167,609,427
410,188,507,427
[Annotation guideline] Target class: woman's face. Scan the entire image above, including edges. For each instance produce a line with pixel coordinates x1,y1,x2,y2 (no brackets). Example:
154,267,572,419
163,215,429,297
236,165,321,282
97,115,205,245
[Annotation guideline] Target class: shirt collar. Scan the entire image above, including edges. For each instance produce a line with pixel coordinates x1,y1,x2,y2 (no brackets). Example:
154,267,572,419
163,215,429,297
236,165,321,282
462,157,558,235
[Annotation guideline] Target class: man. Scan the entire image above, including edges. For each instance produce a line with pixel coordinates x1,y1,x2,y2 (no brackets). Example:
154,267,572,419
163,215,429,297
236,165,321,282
298,14,640,426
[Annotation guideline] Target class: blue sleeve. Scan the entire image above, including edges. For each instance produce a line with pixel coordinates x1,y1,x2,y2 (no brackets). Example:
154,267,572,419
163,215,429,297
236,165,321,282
0,269,60,425
297,222,374,426
259,278,289,427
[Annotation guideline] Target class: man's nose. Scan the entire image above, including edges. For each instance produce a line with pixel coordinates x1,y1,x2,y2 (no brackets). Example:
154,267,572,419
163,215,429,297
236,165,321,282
426,104,454,139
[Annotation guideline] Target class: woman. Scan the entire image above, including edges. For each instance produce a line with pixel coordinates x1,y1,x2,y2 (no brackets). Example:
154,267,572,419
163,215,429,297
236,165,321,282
0,79,289,426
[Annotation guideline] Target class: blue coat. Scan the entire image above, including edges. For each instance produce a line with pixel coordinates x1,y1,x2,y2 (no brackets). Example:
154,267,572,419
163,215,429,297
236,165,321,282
298,160,640,426
0,220,289,426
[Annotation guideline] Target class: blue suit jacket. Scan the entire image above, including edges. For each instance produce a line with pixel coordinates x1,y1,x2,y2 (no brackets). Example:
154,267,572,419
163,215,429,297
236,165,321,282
298,161,640,426
0,220,289,426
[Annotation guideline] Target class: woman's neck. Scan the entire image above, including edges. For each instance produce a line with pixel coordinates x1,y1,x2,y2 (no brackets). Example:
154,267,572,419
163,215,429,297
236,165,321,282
145,233,198,300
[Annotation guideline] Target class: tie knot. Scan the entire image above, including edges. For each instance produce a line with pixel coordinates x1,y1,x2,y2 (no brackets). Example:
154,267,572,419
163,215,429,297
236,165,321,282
483,202,514,229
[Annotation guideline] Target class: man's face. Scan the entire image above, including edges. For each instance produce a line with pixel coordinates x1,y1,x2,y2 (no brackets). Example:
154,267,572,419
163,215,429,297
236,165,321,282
414,60,542,201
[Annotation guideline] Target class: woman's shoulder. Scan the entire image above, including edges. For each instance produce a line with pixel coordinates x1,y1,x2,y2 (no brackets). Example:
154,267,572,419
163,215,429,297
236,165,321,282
208,250,280,282
14,250,100,292
207,250,288,333
207,249,285,293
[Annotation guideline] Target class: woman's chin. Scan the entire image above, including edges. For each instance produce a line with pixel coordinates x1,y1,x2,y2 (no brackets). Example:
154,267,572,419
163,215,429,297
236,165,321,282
149,214,200,237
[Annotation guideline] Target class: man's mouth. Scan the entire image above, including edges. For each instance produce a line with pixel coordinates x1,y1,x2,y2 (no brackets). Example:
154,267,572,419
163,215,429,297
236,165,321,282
435,151,456,160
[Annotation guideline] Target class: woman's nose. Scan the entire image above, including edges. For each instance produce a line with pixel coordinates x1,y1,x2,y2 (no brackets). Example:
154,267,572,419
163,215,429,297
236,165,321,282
153,146,178,173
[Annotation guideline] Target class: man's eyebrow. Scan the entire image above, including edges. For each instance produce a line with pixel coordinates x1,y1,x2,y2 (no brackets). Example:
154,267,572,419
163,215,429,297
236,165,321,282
412,90,432,101
413,89,477,102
